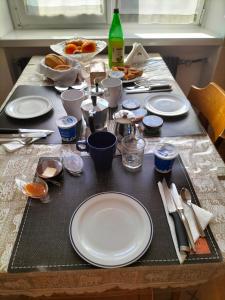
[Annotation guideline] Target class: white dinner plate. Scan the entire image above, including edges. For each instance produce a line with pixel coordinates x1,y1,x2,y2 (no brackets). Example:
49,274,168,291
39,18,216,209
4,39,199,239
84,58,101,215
69,192,153,268
5,95,53,119
145,93,190,117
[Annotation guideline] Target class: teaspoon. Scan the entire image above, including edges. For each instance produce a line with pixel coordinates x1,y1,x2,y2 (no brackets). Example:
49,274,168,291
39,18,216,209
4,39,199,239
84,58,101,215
180,187,205,237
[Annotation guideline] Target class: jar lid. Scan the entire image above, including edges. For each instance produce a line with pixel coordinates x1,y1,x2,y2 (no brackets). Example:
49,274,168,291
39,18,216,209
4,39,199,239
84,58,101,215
122,99,140,110
113,110,135,124
154,143,178,160
143,115,163,130
56,116,77,128
132,108,148,121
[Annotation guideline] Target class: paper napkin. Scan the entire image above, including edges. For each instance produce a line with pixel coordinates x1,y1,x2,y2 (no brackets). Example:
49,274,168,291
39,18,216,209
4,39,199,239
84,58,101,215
2,142,25,152
2,137,41,152
158,181,186,264
125,43,149,65
158,181,214,264
170,183,214,243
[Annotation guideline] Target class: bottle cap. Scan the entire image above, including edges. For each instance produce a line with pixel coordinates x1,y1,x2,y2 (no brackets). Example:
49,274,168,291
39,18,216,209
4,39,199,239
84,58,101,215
114,8,119,13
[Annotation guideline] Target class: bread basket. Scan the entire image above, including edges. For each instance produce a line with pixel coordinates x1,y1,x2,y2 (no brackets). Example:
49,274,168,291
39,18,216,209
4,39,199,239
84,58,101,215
39,56,83,86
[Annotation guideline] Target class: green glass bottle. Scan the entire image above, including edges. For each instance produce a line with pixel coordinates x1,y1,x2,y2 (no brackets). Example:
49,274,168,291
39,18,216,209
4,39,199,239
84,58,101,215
108,8,124,68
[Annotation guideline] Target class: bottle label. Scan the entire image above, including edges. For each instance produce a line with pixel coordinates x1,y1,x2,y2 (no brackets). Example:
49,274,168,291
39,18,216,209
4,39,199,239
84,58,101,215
112,47,124,63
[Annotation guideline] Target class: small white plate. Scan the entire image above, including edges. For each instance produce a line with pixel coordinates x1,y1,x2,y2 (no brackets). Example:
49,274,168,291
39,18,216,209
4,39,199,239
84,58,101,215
69,192,153,268
5,96,53,119
145,93,190,117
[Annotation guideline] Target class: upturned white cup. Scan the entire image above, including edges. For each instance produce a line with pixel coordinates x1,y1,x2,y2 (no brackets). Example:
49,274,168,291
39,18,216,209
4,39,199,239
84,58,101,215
101,78,122,108
61,89,85,121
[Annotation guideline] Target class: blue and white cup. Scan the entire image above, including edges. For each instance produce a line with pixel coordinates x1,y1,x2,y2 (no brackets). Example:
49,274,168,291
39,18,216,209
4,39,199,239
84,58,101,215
56,116,77,142
154,143,178,173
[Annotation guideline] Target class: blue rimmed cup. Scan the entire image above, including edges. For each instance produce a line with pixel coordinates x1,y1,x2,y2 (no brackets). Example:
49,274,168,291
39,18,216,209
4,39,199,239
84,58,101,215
154,143,178,173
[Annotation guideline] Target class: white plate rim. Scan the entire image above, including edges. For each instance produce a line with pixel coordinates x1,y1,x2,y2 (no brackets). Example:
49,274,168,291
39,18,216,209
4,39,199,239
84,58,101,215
50,39,107,60
145,93,190,117
5,95,53,119
69,191,153,268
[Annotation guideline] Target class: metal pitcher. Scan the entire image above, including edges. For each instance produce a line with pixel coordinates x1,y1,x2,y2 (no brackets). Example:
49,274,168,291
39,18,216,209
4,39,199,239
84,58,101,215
81,95,109,133
113,109,136,142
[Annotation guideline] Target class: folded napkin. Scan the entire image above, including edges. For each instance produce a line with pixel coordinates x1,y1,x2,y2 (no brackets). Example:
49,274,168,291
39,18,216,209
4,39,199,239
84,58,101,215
2,142,25,152
158,181,213,264
1,137,41,152
39,57,84,87
125,43,149,65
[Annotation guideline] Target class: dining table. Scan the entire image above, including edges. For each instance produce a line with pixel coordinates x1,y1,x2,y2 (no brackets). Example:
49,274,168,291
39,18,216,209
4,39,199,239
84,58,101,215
0,53,225,298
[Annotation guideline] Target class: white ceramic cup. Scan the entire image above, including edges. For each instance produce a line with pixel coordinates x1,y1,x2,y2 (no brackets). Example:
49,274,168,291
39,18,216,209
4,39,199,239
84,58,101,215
61,89,85,121
101,78,122,108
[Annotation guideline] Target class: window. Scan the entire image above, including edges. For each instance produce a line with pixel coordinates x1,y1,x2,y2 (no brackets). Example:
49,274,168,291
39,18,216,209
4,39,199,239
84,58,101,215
8,0,205,29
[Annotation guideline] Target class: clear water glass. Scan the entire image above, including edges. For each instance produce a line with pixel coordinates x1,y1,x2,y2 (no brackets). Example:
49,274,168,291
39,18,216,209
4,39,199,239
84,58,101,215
121,135,146,171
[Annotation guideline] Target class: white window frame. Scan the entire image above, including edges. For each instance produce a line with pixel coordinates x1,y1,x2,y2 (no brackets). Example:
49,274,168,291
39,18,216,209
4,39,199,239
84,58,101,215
8,0,108,29
8,0,206,30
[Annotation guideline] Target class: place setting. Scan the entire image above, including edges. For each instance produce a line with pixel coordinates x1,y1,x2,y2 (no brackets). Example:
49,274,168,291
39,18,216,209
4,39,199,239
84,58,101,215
8,128,222,272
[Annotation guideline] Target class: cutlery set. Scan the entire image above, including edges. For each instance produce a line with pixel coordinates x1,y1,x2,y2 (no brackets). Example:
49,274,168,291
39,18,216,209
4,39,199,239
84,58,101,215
159,179,204,253
125,84,172,94
0,128,54,145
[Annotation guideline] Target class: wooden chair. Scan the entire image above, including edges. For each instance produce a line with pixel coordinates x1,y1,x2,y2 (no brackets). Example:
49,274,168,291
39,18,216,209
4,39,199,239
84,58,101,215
188,82,225,158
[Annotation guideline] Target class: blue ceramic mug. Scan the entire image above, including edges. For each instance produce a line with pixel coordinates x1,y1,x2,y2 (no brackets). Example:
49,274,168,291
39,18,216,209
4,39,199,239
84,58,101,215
76,131,117,170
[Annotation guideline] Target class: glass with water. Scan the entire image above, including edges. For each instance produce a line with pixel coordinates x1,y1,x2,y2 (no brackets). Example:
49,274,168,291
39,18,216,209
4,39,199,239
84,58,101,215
121,135,146,171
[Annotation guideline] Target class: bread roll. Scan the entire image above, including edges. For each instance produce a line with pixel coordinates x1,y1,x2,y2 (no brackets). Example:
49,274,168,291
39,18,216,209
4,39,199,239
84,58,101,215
45,54,66,69
54,64,71,71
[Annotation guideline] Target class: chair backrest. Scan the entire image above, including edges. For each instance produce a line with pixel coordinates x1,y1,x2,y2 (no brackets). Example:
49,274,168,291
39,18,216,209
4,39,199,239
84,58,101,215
188,82,225,143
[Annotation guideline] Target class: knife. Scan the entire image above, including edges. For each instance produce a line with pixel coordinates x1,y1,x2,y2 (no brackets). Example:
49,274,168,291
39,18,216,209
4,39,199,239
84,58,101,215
125,87,172,94
159,179,190,252
0,128,54,134
170,183,196,252
0,133,48,139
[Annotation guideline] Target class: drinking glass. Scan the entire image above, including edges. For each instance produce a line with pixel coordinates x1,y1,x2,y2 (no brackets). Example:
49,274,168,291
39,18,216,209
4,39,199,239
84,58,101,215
121,135,146,171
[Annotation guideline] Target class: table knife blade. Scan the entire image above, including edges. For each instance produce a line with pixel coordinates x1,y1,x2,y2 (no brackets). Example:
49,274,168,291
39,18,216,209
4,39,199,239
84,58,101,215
125,88,172,94
0,128,54,135
170,183,196,252
159,179,190,252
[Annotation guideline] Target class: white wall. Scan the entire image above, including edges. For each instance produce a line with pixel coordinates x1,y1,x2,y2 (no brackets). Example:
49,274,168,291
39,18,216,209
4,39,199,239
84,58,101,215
0,0,13,37
0,0,14,103
203,0,225,37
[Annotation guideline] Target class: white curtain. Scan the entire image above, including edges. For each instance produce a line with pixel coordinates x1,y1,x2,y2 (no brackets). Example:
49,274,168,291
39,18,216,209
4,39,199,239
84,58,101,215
119,0,201,24
24,0,104,16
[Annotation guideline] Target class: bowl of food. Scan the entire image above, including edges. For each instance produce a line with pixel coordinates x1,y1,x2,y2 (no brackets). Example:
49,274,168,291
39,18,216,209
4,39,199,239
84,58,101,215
50,38,107,62
39,53,82,86
15,175,50,203
111,65,143,82
37,158,63,179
